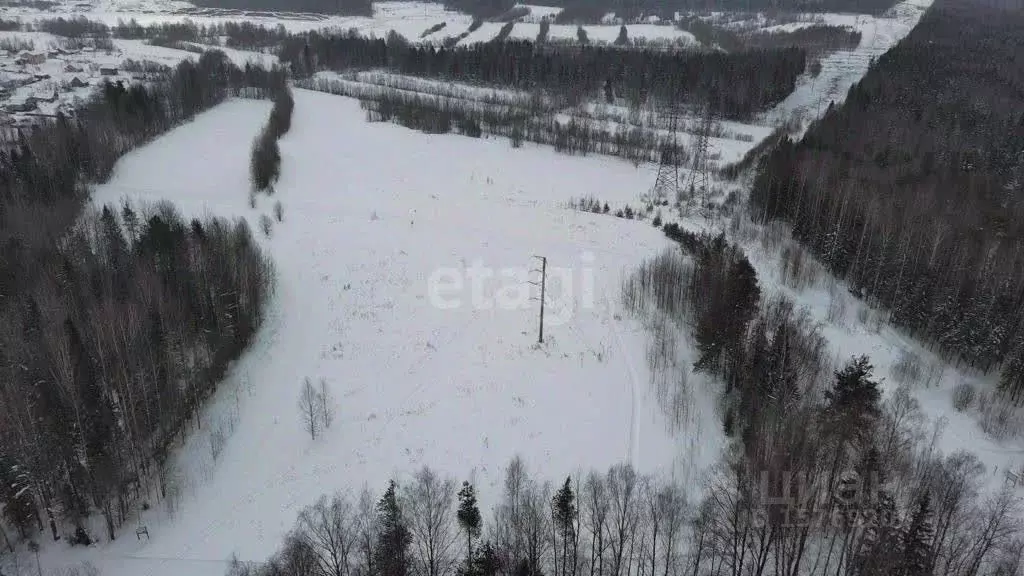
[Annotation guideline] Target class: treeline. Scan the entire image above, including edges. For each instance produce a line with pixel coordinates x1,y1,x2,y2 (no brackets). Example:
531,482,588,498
236,403,1023,576
437,0,898,22
15,16,291,52
251,87,295,193
281,33,806,120
190,0,372,16
741,24,862,53
301,77,685,164
747,0,1024,397
619,228,1023,576
0,51,283,546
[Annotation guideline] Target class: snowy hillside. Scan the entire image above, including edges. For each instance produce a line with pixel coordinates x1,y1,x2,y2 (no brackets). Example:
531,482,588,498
11,0,1016,574
29,89,727,576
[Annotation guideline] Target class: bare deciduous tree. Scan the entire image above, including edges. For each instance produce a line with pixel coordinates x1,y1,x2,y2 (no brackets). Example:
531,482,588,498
403,466,458,576
299,377,321,440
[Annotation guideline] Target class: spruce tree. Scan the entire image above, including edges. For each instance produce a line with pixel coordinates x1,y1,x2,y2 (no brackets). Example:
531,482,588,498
375,480,411,576
457,481,482,569
901,492,935,576
552,477,576,576
825,355,881,444
473,541,501,576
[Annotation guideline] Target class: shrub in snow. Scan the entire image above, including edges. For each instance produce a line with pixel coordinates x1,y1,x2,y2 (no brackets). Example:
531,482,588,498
260,214,273,237
892,348,923,386
274,200,283,222
977,390,1024,440
953,381,976,412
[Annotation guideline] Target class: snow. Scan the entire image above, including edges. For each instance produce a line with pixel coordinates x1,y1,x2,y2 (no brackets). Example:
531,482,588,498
506,22,698,46
515,3,564,22
761,0,932,132
27,89,725,576
17,0,1014,575
730,223,1024,497
0,29,275,121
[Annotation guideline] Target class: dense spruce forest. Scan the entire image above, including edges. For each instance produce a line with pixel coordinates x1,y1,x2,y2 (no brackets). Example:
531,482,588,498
281,34,805,120
0,52,282,546
748,0,1024,396
439,0,899,21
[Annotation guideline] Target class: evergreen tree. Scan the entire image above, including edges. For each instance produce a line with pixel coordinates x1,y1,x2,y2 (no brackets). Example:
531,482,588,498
764,323,799,413
375,480,412,576
457,481,482,568
473,541,501,576
900,492,935,576
851,489,900,576
614,25,629,45
552,477,576,576
824,355,881,445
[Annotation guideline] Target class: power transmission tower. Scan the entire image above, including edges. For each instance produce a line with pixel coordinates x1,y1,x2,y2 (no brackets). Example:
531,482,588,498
529,256,547,344
688,104,714,212
651,104,682,205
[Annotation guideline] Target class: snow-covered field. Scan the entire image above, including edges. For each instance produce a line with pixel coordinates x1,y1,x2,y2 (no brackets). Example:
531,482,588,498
761,0,931,132
0,0,703,47
26,88,726,576
14,0,1019,574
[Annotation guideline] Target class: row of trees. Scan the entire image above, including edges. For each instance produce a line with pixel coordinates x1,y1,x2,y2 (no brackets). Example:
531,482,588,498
234,437,1022,576
11,16,292,52
437,0,897,22
747,0,1024,396
281,32,806,120
740,25,862,54
0,51,283,548
299,77,684,164
190,0,372,16
251,86,295,194
620,227,1024,576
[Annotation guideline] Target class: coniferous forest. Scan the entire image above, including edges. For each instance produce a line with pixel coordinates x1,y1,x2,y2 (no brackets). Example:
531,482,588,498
0,52,281,545
748,0,1024,396
280,34,806,120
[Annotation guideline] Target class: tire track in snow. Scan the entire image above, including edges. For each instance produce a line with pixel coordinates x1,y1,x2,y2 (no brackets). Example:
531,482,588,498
600,280,642,470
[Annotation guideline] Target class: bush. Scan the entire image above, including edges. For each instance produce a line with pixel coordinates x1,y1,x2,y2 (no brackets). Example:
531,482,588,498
69,526,92,547
977,390,1024,440
459,117,482,137
892,348,923,385
274,200,283,222
250,128,281,192
953,381,976,411
259,214,273,237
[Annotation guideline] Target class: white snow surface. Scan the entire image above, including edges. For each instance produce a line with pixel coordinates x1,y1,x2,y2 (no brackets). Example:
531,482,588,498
761,0,931,132
20,1,1007,575
31,89,724,576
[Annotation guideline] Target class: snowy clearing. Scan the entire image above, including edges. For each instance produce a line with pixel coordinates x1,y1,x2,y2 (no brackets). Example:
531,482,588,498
29,88,725,576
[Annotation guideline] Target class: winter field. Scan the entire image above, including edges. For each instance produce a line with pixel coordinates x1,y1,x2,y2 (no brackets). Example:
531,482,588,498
23,89,723,576
13,0,1024,573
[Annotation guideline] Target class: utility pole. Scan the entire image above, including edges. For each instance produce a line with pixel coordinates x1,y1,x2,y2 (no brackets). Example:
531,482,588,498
529,255,547,344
